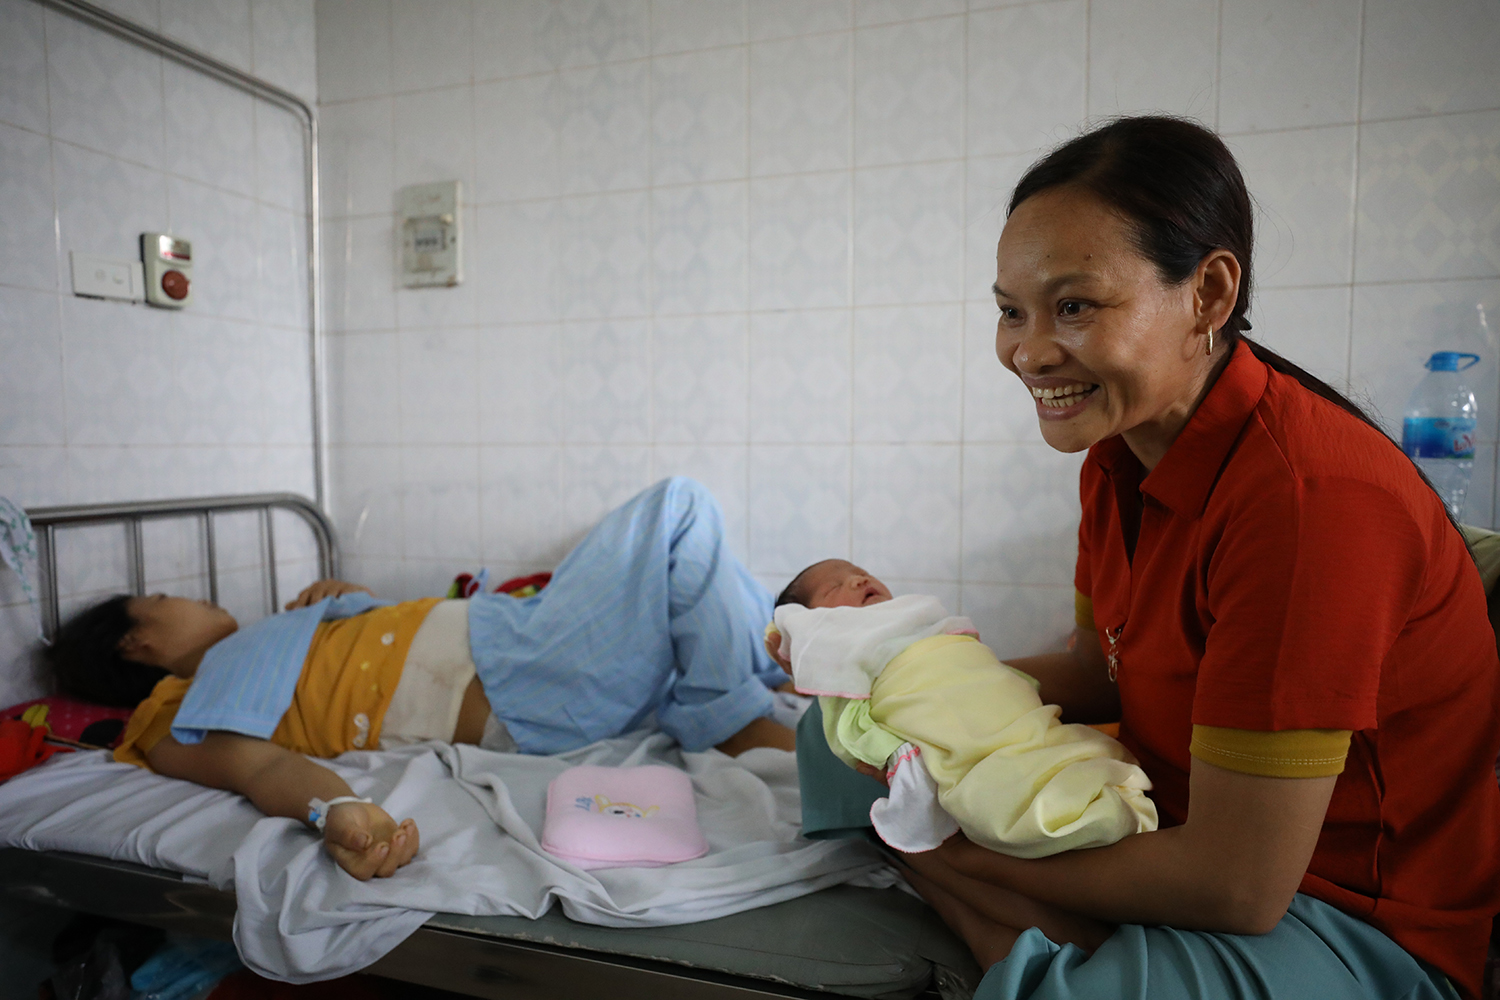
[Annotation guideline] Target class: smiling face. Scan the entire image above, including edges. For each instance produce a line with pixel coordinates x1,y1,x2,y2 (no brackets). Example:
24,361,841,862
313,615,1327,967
993,185,1231,469
120,594,238,678
797,560,893,609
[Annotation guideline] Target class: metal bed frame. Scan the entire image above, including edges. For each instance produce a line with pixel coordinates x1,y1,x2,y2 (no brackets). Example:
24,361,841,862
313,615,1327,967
3,494,960,999
0,850,856,1000
28,492,339,640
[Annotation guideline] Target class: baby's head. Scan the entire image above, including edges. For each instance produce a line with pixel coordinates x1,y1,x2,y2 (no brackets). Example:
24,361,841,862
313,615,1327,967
775,559,893,610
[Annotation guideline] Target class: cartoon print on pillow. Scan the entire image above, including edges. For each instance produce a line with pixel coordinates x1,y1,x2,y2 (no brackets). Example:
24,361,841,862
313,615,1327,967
574,794,659,818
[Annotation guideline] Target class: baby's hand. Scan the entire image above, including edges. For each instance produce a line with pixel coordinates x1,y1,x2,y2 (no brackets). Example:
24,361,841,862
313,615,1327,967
323,801,419,880
854,761,889,787
286,579,374,610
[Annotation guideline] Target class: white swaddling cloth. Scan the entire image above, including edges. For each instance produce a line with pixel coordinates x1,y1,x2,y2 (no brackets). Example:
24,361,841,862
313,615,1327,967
775,596,1158,858
869,742,959,853
772,595,977,699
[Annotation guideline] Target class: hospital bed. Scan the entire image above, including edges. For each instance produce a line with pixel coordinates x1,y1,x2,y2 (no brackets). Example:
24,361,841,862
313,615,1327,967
0,493,980,1000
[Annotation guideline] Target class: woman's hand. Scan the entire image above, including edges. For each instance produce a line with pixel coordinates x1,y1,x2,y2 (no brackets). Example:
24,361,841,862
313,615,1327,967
1004,626,1120,724
896,840,1113,962
763,629,791,671
323,802,420,880
285,579,374,610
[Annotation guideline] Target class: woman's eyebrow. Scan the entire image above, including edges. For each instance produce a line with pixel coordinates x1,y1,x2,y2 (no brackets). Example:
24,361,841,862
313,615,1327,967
993,272,1097,299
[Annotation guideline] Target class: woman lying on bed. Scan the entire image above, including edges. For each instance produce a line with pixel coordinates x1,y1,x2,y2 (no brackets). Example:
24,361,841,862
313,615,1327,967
42,478,794,881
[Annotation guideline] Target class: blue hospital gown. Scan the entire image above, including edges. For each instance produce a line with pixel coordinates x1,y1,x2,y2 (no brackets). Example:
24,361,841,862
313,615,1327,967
467,476,788,754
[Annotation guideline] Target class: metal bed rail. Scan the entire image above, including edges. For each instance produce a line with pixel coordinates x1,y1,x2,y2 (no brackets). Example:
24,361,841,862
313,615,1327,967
27,493,338,641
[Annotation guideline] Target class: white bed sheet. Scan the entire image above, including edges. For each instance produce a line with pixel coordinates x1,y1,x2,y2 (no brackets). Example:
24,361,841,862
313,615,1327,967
0,731,894,983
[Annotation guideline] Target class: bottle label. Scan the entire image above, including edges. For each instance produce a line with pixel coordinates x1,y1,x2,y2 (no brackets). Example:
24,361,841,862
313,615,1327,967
1402,416,1476,459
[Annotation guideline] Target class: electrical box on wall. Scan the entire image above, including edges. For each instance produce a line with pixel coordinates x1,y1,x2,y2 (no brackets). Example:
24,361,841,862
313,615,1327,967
140,233,193,308
398,181,462,288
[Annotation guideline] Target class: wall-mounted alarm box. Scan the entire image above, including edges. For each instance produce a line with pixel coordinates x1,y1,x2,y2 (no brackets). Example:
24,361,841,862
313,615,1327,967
398,181,462,288
141,233,193,308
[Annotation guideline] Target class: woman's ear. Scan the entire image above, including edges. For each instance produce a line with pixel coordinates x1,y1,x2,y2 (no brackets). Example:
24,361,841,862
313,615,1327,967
117,628,153,666
1193,249,1241,341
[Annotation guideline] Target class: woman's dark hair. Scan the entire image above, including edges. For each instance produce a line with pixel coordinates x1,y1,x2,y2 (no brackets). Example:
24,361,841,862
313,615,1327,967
1009,115,1471,543
42,595,166,707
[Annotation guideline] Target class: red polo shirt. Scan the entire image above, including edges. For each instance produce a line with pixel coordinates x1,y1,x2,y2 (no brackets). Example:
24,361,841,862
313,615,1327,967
1076,342,1500,996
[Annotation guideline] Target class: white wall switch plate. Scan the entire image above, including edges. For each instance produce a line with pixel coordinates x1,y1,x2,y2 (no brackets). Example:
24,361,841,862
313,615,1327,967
70,251,144,302
398,180,462,288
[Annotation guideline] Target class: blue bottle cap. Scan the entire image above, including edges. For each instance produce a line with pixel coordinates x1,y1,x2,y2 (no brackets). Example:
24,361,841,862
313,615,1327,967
1426,351,1481,371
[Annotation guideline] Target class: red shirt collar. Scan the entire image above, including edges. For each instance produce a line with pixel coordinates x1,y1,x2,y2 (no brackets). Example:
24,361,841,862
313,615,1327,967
1089,341,1270,518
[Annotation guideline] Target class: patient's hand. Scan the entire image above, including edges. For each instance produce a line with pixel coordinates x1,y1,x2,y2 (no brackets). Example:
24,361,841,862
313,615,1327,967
323,801,420,880
286,579,375,610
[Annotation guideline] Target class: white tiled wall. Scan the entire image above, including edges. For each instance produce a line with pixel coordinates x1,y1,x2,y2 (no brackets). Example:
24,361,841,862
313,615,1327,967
0,0,318,706
316,0,1500,660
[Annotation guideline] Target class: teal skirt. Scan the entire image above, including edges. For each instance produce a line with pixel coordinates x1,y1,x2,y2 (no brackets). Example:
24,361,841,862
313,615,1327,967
980,893,1455,1000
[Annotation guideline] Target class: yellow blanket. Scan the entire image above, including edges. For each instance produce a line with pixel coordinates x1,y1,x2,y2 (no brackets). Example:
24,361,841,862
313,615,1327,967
825,634,1158,858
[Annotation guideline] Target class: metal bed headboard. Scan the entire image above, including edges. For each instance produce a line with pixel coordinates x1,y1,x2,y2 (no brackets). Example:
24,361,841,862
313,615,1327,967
27,493,338,641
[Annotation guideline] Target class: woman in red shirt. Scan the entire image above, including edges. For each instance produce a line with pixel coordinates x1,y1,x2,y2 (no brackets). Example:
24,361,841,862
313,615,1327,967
898,117,1500,999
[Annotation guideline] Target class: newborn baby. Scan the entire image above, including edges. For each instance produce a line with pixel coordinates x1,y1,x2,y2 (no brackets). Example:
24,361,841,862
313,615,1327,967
770,560,1157,857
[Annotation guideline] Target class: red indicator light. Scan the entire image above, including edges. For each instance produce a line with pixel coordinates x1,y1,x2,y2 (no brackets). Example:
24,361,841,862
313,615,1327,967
161,269,189,300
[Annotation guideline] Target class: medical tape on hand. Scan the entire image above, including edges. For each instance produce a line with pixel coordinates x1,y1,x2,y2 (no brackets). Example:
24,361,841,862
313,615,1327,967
307,795,373,832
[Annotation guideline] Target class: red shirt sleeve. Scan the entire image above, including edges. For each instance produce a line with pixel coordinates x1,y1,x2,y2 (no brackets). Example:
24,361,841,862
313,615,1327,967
1194,471,1430,732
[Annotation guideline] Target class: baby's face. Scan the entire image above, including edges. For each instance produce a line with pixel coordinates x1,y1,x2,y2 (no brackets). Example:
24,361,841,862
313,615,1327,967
801,560,893,609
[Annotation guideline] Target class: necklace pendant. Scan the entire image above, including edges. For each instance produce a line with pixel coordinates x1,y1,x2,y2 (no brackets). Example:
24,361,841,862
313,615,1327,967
1105,625,1123,683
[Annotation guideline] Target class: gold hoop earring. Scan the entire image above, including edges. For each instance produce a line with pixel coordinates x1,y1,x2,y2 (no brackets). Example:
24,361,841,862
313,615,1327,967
1206,328,1214,356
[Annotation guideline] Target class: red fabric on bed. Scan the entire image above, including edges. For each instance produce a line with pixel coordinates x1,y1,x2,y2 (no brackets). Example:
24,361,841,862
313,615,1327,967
3,695,133,745
0,718,58,780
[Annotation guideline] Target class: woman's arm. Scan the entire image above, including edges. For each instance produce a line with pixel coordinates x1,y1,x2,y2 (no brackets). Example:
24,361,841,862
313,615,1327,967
1005,627,1121,725
904,758,1337,935
146,732,419,880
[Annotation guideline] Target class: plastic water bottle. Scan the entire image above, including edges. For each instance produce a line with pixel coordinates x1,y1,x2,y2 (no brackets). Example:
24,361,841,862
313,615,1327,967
1401,351,1480,519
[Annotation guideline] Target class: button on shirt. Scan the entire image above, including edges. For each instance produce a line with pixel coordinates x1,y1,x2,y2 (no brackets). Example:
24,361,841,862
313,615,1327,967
1075,342,1500,996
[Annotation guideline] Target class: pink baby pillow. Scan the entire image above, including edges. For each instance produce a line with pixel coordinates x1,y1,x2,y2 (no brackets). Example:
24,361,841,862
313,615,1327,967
541,764,708,871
